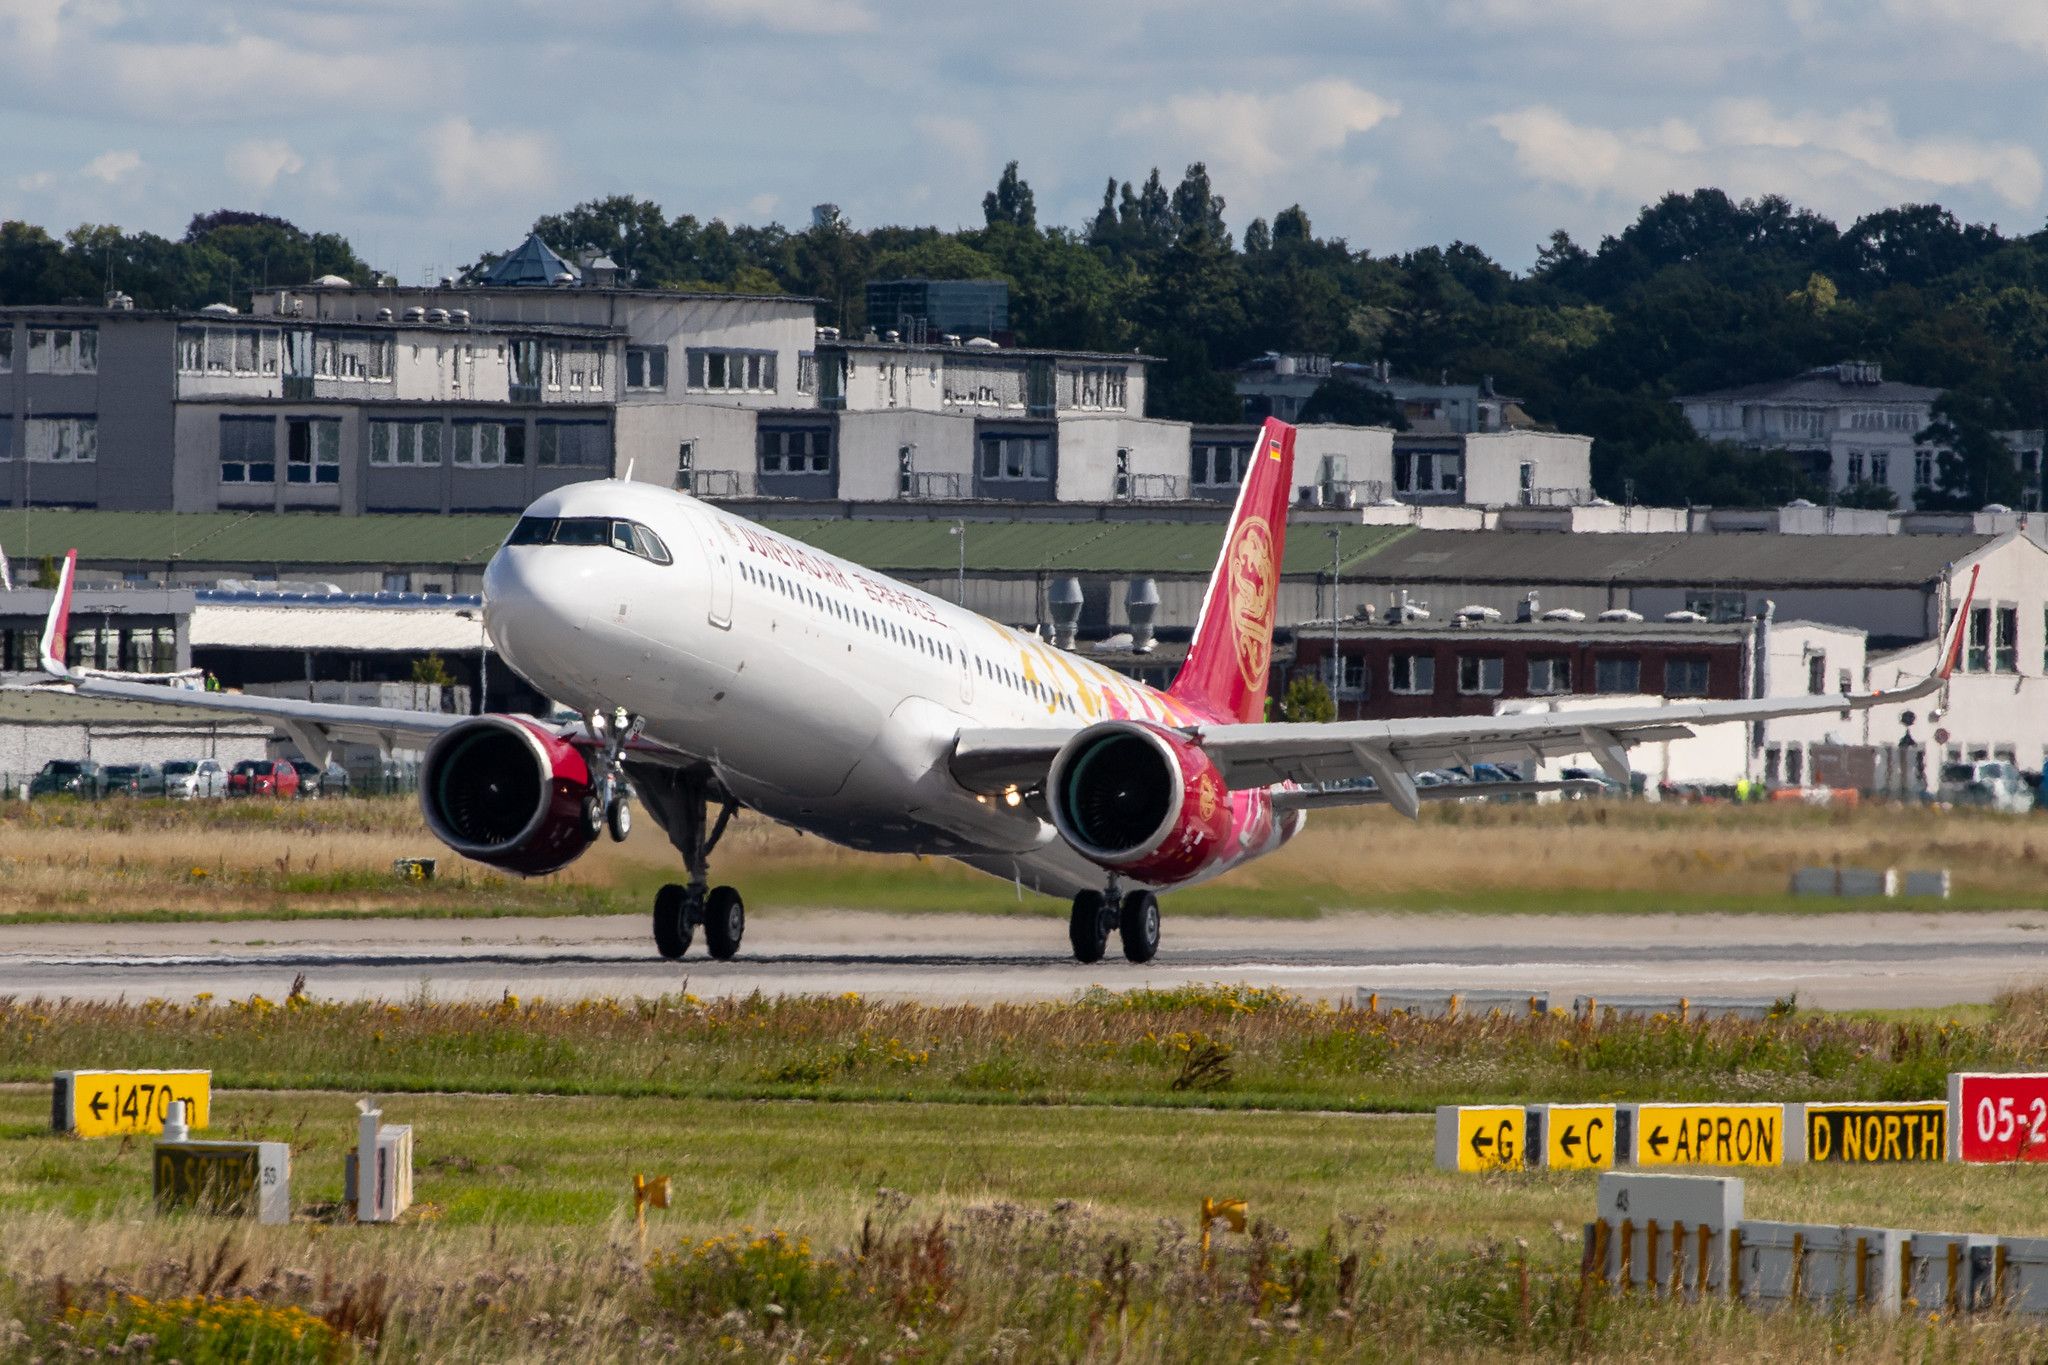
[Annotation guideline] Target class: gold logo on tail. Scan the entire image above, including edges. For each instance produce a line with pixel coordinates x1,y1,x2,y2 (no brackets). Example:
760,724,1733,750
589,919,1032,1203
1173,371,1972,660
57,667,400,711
1225,515,1277,690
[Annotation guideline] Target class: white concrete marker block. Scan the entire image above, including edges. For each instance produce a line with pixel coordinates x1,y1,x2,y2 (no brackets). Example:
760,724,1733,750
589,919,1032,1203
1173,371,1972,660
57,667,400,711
1998,1236,2048,1316
1902,1233,1999,1314
1594,1172,1743,1294
1734,1222,1905,1315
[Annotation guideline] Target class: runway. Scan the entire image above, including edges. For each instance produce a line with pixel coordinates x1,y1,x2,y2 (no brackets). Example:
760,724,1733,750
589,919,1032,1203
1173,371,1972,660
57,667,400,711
4,908,2048,1009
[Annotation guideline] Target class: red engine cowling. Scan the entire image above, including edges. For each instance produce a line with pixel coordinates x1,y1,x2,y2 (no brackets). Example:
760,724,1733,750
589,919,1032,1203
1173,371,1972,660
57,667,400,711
1046,720,1233,886
419,715,597,876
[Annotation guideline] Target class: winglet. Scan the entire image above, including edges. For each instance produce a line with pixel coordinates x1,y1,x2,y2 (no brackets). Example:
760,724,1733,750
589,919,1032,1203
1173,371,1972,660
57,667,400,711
38,549,76,677
1938,563,1980,680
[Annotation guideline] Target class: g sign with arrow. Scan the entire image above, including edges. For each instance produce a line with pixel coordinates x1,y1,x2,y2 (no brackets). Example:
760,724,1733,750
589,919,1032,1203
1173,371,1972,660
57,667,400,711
1438,1106,1526,1172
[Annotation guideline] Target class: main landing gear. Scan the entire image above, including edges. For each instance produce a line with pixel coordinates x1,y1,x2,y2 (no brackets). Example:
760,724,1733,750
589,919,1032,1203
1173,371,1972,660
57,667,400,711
1070,879,1161,965
636,767,745,961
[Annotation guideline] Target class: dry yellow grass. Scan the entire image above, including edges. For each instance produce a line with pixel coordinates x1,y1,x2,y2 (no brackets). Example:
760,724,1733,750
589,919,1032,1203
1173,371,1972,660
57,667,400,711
1,795,2045,920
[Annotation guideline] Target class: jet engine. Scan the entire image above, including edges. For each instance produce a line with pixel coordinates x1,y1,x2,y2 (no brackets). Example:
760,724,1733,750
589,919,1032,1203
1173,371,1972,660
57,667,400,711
419,715,598,876
1046,720,1233,885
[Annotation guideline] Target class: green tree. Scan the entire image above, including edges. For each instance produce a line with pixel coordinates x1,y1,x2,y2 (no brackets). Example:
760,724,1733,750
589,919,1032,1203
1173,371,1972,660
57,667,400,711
981,162,1036,230
411,653,454,687
1280,674,1336,723
1297,377,1408,430
1918,392,2026,509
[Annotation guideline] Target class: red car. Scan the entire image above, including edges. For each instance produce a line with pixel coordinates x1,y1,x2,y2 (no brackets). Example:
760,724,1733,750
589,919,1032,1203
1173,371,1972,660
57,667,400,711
228,759,301,797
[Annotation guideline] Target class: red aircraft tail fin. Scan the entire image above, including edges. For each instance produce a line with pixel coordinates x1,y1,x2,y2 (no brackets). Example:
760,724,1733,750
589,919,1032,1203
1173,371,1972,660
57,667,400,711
1168,418,1296,724
38,549,76,677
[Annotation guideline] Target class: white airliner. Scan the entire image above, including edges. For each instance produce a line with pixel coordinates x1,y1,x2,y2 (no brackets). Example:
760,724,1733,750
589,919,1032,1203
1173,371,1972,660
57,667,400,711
35,418,1971,963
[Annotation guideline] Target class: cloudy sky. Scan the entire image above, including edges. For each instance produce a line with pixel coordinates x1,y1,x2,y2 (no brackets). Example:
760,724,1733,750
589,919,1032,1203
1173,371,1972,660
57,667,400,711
3,0,2045,280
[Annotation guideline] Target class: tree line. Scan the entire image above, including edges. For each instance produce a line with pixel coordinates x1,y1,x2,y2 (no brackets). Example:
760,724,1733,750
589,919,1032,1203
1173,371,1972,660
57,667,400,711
6,173,2047,508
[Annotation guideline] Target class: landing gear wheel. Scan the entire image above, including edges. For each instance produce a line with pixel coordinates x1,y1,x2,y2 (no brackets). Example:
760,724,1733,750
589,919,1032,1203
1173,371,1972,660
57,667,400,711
653,883,694,960
704,885,745,960
1069,890,1109,964
1119,890,1161,964
580,795,605,841
605,795,632,842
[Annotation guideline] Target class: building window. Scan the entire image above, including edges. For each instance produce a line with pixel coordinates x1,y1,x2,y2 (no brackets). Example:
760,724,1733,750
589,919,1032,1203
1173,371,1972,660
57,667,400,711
1457,655,1504,695
686,348,777,393
1967,605,1991,673
454,421,527,468
1390,653,1435,694
1785,745,1804,786
537,421,607,467
759,427,833,475
0,329,12,373
797,352,817,397
1845,450,1864,484
1593,656,1641,693
369,420,443,467
26,416,96,464
1806,652,1827,694
218,415,275,484
286,418,340,485
980,434,1051,481
675,440,696,492
1765,747,1782,786
1527,656,1571,695
1192,442,1251,488
625,346,668,391
1683,591,1747,623
1870,451,1889,485
1335,654,1368,697
1915,450,1935,490
1665,656,1711,697
26,327,96,375
1066,365,1127,410
1996,605,2019,674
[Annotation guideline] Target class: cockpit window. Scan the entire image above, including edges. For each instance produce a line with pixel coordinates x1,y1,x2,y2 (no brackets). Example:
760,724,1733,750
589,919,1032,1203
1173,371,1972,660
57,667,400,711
504,516,672,564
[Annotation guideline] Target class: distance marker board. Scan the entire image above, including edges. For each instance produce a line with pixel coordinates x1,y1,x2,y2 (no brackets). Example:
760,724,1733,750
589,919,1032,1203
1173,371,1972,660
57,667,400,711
52,1070,210,1138
1434,1105,1526,1172
1800,1102,1947,1164
1631,1103,1783,1168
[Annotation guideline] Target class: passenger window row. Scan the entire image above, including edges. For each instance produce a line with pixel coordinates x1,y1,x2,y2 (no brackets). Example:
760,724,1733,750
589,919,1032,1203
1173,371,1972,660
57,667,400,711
740,558,1081,714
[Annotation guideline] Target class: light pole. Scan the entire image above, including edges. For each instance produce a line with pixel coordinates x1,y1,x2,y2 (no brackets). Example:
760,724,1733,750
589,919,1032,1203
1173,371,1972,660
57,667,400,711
949,520,966,605
1326,527,1343,709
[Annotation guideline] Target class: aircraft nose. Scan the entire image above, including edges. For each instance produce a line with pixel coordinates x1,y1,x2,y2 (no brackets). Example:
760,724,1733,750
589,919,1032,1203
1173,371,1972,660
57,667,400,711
484,547,619,679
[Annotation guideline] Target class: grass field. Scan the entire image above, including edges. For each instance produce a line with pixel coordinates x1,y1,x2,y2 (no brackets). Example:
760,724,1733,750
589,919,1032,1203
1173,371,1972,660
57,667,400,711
4,1086,2048,1361
4,794,2048,923
7,985,2048,1358
5,982,2047,1115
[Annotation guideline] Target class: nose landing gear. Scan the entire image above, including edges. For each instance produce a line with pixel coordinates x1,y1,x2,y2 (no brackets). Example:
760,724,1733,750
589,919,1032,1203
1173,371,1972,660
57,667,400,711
584,707,642,843
1069,879,1161,964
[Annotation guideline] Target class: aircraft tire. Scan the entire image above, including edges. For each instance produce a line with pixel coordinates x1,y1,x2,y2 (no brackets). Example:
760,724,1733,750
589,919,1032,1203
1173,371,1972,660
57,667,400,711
1069,891,1108,964
653,883,693,959
606,796,632,842
704,885,745,960
580,795,605,841
1119,890,1161,964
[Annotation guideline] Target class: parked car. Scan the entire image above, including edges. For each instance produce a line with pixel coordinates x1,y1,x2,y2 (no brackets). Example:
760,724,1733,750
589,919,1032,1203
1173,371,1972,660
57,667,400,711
103,762,167,797
1939,760,2033,814
28,759,108,799
1557,766,1627,798
162,759,227,799
287,761,352,797
228,759,300,798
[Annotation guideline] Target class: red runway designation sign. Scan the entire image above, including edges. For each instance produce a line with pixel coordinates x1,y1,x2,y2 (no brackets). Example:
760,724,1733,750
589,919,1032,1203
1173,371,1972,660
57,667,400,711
1949,1072,2048,1162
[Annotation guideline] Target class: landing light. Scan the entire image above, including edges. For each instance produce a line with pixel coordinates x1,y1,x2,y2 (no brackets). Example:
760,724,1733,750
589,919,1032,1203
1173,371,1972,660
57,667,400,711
1003,789,1022,808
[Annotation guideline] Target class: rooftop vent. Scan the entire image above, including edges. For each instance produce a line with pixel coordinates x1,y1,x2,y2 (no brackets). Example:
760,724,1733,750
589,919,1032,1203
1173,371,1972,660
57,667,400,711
425,307,450,324
1048,577,1083,650
1454,605,1501,622
964,336,1001,350
1984,503,2013,514
883,329,900,343
450,308,470,325
104,290,133,311
403,306,427,322
1598,608,1645,623
1126,577,1161,654
1540,607,1586,622
816,325,840,343
376,307,394,322
553,272,577,286
309,273,352,288
942,333,962,347
199,302,238,315
1663,610,1709,623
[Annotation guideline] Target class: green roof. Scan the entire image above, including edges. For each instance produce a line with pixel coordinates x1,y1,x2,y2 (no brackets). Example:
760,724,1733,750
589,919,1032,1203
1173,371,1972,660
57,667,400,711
0,509,513,566
5,508,1410,577
767,519,1410,577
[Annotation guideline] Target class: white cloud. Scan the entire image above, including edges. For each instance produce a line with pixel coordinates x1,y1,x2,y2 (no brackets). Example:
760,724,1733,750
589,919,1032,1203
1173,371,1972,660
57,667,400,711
225,138,304,192
1119,78,1398,183
82,149,140,184
1883,0,2048,58
913,114,987,169
423,117,556,203
1487,99,2043,219
676,0,873,35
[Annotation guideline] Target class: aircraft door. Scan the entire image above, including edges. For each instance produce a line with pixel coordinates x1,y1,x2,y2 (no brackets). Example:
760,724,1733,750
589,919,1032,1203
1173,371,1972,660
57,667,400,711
947,626,974,705
705,526,734,630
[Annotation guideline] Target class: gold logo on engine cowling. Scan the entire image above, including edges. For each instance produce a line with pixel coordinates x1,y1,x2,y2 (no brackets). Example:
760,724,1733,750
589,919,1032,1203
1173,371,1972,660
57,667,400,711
1193,768,1220,823
1225,515,1277,690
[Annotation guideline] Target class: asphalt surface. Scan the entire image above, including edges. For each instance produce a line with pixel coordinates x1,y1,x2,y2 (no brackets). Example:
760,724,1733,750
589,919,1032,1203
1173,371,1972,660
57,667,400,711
3,908,2048,1008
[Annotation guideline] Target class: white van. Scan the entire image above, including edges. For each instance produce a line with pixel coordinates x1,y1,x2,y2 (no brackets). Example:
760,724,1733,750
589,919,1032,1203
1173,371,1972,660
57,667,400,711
1939,760,2034,814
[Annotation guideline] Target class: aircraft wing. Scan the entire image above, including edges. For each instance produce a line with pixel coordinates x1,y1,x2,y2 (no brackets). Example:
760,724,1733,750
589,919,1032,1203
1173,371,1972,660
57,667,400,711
953,567,1973,818
23,549,695,769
